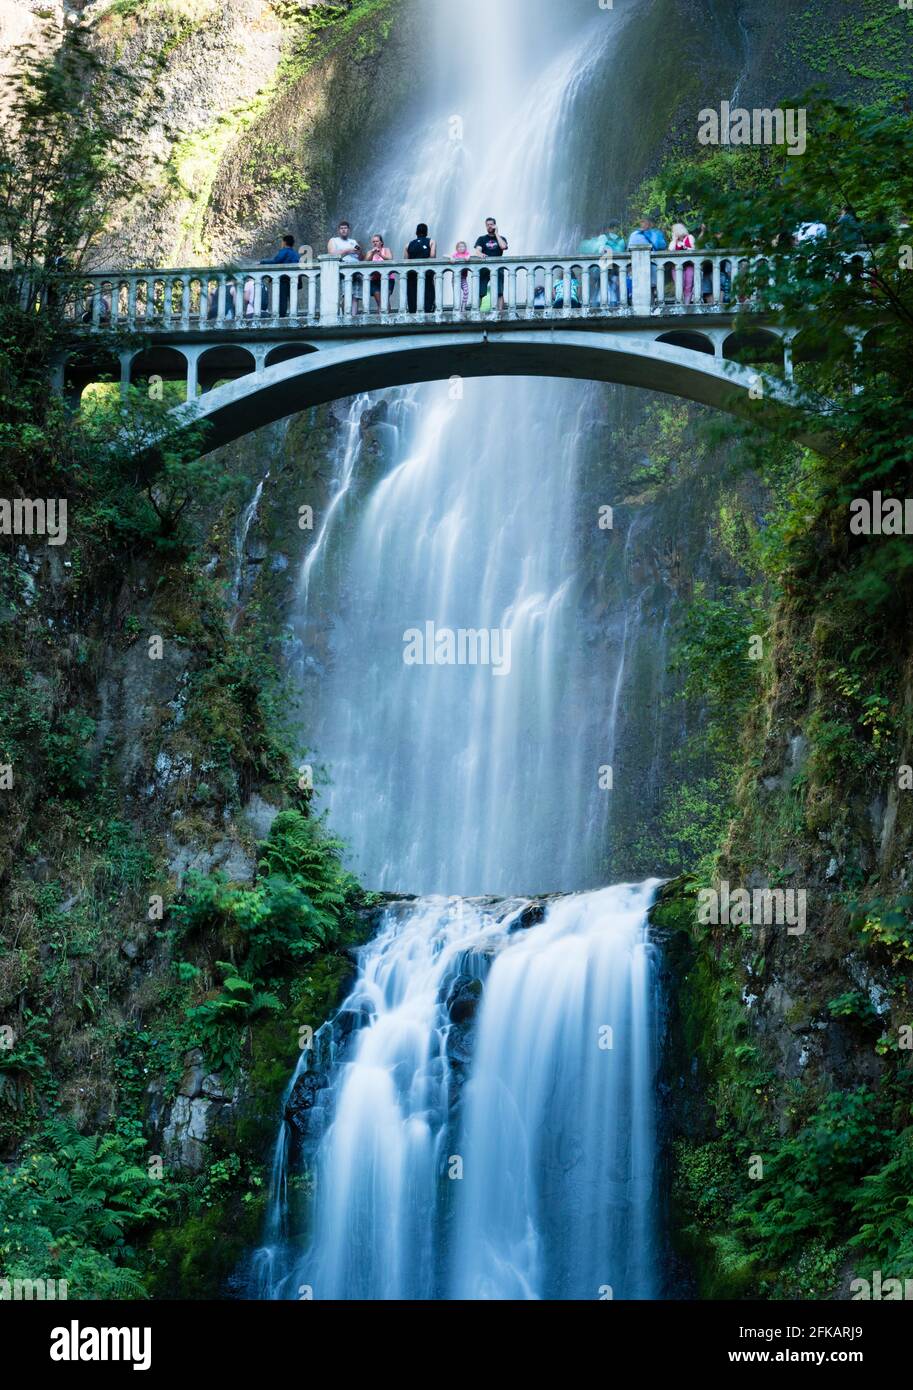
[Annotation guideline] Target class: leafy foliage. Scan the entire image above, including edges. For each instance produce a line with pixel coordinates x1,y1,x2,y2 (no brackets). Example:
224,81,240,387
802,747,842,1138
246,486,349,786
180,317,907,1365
0,1119,169,1298
173,811,357,1068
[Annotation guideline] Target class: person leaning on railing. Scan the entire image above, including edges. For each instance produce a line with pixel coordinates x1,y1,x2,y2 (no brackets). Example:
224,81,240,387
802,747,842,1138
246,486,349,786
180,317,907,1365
327,221,363,313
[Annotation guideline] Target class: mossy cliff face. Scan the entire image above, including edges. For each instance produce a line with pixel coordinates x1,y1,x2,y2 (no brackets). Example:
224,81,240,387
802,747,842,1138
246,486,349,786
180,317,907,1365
86,0,416,265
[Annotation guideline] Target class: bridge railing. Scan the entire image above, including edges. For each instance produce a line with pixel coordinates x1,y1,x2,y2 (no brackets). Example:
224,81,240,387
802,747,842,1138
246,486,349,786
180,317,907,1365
57,265,324,333
59,249,766,332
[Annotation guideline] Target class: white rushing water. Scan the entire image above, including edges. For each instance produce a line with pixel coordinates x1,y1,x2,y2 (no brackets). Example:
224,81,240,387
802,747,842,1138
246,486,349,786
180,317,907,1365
254,882,660,1300
250,0,666,1302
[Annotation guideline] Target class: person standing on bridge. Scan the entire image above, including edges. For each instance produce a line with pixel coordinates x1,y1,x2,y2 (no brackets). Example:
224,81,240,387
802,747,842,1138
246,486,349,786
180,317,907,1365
626,212,666,303
669,222,696,303
451,241,472,310
404,223,437,313
578,220,625,305
260,233,300,317
328,221,363,314
473,218,508,310
365,234,394,312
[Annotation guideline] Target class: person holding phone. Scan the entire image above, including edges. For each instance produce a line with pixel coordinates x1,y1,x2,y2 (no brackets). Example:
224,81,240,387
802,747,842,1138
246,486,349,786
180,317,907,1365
473,217,508,309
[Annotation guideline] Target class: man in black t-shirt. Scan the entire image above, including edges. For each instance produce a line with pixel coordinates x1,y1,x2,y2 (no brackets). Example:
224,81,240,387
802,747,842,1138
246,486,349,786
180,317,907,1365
404,222,437,312
473,217,508,308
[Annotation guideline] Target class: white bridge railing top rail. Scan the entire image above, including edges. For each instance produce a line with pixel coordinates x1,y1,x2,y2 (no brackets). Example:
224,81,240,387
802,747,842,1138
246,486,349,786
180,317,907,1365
58,248,775,332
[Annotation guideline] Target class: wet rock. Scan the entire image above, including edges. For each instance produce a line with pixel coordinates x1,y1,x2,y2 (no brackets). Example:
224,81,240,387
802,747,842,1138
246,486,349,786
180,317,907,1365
166,834,255,887
178,1063,205,1098
335,999,375,1040
447,975,482,1024
508,899,549,933
242,792,280,840
285,1070,328,1137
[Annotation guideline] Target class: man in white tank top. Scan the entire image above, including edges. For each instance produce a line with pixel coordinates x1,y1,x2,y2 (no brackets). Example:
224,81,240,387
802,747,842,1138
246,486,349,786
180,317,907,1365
328,221,363,312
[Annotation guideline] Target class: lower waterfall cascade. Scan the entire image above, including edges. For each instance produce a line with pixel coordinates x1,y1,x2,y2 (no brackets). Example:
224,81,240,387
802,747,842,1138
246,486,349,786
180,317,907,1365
251,881,663,1300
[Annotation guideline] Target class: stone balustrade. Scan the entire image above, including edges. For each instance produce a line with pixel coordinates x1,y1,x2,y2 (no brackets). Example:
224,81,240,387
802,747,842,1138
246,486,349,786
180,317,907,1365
58,248,763,333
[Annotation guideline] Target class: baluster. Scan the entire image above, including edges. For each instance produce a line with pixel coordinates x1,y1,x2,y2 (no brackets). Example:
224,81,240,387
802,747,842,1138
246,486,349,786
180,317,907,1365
433,268,443,318
180,277,190,328
505,266,516,312
469,264,480,312
712,257,722,304
269,274,280,322
672,262,682,304
91,281,101,327
342,270,353,318
381,266,392,315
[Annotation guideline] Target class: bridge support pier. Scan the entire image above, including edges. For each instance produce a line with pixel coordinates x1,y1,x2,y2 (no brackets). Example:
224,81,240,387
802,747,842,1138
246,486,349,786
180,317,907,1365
118,350,133,398
782,328,797,383
185,347,201,401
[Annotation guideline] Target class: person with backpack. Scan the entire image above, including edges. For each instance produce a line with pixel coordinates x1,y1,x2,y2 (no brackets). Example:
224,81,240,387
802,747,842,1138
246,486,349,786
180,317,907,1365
626,212,667,302
404,223,437,312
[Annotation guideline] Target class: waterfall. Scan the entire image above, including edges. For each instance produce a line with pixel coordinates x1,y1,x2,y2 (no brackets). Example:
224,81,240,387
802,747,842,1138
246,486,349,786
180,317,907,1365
254,882,661,1301
248,0,668,1301
295,4,645,896
230,472,268,613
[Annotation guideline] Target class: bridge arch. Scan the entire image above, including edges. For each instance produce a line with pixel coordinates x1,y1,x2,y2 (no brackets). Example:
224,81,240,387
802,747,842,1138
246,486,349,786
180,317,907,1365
722,328,784,368
197,344,257,393
175,329,830,456
655,330,714,355
264,343,320,370
131,345,189,387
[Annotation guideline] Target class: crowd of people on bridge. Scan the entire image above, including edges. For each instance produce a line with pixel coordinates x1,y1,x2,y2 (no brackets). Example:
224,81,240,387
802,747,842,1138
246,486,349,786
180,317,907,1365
243,205,867,318
85,200,877,325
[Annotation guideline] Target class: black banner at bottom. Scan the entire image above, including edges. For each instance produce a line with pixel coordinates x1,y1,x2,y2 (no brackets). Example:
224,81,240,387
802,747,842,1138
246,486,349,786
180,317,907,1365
3,1298,909,1378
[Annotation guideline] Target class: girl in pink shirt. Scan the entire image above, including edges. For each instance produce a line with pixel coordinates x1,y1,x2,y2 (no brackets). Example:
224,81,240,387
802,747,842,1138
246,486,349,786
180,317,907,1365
670,223,696,303
451,241,471,310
